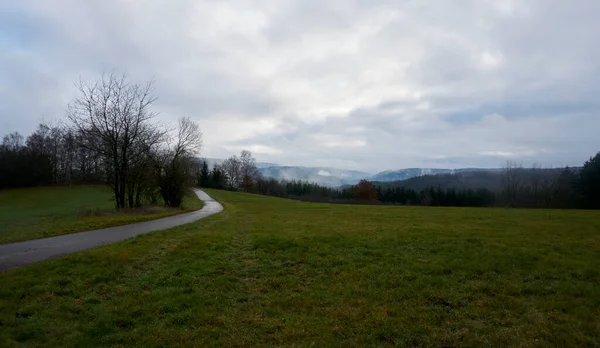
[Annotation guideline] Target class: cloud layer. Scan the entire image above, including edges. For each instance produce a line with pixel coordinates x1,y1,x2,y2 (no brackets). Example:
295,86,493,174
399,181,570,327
2,0,599,172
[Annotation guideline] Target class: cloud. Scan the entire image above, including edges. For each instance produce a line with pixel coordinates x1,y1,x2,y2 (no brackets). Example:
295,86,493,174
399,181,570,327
1,0,599,172
224,144,282,156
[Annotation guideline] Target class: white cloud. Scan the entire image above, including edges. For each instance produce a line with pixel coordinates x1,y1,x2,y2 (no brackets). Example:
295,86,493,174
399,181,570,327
478,52,503,70
247,145,282,155
1,0,599,171
478,150,537,158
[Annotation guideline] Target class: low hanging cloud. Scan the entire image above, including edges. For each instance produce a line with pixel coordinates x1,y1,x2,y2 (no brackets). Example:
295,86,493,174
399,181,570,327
1,0,599,172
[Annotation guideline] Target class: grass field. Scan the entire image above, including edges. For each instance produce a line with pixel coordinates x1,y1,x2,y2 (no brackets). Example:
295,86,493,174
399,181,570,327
0,186,203,244
1,189,599,346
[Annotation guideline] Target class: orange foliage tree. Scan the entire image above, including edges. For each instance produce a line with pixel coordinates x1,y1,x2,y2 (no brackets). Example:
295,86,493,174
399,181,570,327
353,179,378,201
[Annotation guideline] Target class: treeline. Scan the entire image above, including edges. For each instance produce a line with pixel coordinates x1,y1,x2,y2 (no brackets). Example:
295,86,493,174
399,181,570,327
496,163,585,209
1,73,202,209
279,181,496,207
197,154,600,210
5,69,597,211
196,151,260,191
376,170,506,191
379,186,495,207
0,126,104,189
196,160,498,207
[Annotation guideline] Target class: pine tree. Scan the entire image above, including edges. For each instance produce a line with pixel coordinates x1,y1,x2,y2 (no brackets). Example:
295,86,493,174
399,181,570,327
198,160,210,187
576,153,600,208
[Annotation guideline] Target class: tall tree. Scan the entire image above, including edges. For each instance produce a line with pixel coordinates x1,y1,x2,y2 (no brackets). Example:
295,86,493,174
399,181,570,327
197,159,210,187
553,167,577,208
67,72,163,209
221,155,241,190
239,150,260,192
577,152,600,209
0,132,52,188
502,160,523,207
209,164,225,189
157,117,203,207
353,180,378,201
530,163,542,207
2,132,24,151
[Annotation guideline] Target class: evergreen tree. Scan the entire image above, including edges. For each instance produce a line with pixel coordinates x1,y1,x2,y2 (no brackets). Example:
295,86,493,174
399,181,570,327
197,160,210,187
577,152,600,208
552,167,577,209
209,165,225,189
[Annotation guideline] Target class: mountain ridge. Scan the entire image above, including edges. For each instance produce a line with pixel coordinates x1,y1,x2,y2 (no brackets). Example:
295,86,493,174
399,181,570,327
198,157,503,187
258,165,502,187
258,166,371,187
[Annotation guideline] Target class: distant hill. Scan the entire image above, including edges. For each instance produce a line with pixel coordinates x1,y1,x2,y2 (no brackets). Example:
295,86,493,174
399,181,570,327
259,166,371,187
375,171,505,191
374,167,572,191
198,157,373,187
258,166,506,186
369,168,502,182
198,157,573,190
200,158,278,169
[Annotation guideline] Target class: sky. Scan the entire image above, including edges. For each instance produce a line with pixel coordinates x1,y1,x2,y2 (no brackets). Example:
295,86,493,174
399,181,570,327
1,0,599,173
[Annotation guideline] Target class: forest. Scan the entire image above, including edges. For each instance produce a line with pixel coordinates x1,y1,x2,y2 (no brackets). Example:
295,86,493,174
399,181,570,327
0,73,202,209
3,118,598,210
198,155,600,209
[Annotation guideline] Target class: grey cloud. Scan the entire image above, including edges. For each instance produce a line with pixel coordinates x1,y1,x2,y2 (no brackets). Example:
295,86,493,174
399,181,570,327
1,0,599,171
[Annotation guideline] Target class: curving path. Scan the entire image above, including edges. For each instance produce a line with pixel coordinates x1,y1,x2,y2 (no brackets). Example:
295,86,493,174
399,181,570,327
0,189,223,271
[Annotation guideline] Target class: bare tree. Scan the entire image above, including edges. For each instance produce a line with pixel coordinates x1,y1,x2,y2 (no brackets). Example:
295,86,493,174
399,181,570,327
171,117,203,162
1,131,53,188
222,155,241,190
68,72,163,209
26,123,68,184
530,163,542,207
502,160,523,207
218,150,261,191
2,132,24,151
239,150,260,191
25,122,105,185
157,117,203,207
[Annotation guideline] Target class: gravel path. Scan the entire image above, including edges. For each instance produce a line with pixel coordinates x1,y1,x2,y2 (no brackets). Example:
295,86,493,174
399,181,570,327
0,189,223,271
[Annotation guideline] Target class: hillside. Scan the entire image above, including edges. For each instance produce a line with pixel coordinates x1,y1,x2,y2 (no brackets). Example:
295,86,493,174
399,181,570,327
376,171,505,191
256,165,505,187
199,157,576,191
201,158,278,169
370,168,502,182
1,190,599,346
258,166,370,187
258,166,504,186
376,167,571,191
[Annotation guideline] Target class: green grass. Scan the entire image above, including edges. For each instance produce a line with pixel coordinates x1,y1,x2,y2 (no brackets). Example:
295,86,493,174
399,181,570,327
1,189,599,346
0,186,203,244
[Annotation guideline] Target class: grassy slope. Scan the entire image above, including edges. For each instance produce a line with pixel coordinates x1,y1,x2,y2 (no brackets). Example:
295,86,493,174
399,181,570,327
1,189,599,346
0,186,203,244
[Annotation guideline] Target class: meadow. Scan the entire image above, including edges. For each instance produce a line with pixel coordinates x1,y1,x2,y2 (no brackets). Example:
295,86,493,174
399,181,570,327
0,186,203,244
1,189,599,346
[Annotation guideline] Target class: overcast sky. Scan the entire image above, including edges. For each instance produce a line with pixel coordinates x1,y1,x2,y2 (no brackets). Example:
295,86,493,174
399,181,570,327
1,0,599,173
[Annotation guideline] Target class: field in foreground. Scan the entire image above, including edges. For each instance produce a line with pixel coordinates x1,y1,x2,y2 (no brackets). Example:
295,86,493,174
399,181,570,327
0,186,203,244
1,190,599,346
